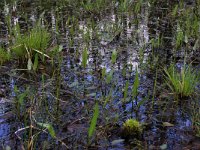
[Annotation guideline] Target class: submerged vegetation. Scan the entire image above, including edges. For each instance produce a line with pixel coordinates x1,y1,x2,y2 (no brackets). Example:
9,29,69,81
0,0,200,149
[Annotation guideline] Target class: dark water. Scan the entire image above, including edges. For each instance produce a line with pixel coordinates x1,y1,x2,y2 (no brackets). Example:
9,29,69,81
0,0,200,149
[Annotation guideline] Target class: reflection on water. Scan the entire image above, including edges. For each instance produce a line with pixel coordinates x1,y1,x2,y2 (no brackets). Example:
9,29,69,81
0,1,199,149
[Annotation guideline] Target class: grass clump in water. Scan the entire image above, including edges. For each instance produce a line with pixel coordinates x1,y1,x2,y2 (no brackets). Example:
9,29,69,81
0,47,11,65
12,24,50,60
164,63,198,98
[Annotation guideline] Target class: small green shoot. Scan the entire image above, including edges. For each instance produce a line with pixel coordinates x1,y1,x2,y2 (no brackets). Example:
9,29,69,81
106,70,113,84
123,81,129,102
132,68,139,98
82,48,88,69
0,47,11,65
111,49,117,64
88,103,99,139
37,122,56,138
101,67,106,78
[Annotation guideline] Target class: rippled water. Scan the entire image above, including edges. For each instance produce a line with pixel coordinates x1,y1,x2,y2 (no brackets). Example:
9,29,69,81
0,1,199,149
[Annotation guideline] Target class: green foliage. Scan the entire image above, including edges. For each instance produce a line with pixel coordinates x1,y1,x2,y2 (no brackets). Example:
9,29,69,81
0,47,10,65
175,24,184,49
122,119,142,136
103,89,113,107
118,0,135,12
172,5,178,17
164,64,198,98
82,48,88,69
101,67,106,78
139,47,144,64
123,80,129,102
14,86,29,105
150,35,163,49
106,70,113,84
134,0,143,13
12,24,50,59
111,49,117,64
81,0,110,14
37,122,56,138
88,103,99,139
13,86,29,119
132,68,139,98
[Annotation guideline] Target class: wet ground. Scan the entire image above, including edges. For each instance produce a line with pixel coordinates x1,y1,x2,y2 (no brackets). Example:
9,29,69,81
0,0,200,149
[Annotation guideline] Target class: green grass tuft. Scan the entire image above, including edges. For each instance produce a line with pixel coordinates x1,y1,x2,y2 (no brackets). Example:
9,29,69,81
0,47,11,65
12,24,50,59
164,64,198,98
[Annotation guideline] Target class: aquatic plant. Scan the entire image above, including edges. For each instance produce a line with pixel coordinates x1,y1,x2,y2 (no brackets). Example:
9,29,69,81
82,47,88,68
132,68,139,99
123,80,129,102
164,63,198,98
81,0,111,15
0,47,10,65
106,70,114,84
134,0,143,14
13,86,29,119
111,49,117,64
101,67,106,79
88,103,99,143
122,119,143,137
150,35,163,50
138,47,144,65
12,24,51,60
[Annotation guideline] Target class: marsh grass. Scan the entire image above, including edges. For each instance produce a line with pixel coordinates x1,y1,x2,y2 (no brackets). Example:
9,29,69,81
175,24,184,49
191,100,200,137
82,47,88,69
12,23,50,60
111,49,117,64
0,47,11,65
88,103,99,144
164,63,198,98
132,68,139,99
123,80,129,102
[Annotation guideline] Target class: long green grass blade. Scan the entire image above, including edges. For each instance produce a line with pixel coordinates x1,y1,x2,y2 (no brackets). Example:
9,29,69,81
106,70,113,84
82,48,88,68
124,81,129,101
88,103,99,138
111,49,117,64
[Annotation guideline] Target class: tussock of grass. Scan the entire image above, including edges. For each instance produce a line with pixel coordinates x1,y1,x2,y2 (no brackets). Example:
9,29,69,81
12,24,50,58
164,64,198,98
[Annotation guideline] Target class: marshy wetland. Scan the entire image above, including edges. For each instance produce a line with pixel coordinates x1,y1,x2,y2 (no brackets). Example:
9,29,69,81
0,0,200,149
